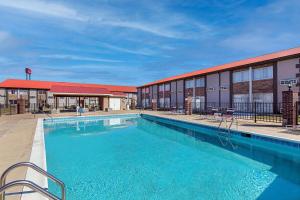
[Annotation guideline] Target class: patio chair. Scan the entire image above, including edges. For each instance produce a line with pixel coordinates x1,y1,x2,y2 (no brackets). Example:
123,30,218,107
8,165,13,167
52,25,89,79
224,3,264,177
285,125,300,134
170,107,185,115
212,112,223,121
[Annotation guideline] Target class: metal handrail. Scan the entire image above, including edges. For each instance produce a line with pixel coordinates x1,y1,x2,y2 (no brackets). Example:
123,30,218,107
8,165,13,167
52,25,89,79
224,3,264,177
0,162,65,200
0,180,60,200
41,110,53,120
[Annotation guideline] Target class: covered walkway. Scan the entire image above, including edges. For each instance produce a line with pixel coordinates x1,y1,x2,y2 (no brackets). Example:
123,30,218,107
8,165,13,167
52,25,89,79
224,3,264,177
50,85,127,111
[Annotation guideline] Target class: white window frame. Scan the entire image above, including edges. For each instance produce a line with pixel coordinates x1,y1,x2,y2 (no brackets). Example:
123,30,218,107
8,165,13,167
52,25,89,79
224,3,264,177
164,84,170,91
233,70,249,83
159,85,164,92
159,98,164,107
185,79,194,89
195,78,205,87
164,98,170,108
253,66,273,81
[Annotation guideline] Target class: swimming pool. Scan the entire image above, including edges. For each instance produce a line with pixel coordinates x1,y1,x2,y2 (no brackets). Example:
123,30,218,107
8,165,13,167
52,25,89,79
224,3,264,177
43,114,300,200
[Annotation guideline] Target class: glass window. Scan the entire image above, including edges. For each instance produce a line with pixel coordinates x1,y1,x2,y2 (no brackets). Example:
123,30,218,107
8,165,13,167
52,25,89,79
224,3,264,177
159,85,164,92
144,99,150,107
185,79,194,89
233,94,250,112
233,94,249,103
159,98,164,107
253,66,273,81
164,84,170,91
196,78,205,87
192,96,205,110
19,90,27,93
145,87,149,93
233,70,249,83
253,93,273,103
164,98,170,108
38,90,46,94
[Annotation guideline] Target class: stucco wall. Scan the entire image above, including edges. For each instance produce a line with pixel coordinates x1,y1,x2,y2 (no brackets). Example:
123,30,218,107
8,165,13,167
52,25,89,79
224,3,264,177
149,86,153,102
177,80,184,108
29,90,37,104
220,71,230,103
58,97,66,107
277,57,300,102
47,91,54,104
0,89,5,104
171,81,177,107
206,73,219,103
152,85,158,100
137,88,142,107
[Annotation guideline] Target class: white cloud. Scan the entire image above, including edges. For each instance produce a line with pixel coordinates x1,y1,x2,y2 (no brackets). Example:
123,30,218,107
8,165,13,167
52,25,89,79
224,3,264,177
0,0,212,39
0,56,14,65
0,31,21,52
0,0,86,21
221,32,298,53
40,54,122,63
98,20,187,39
100,43,156,56
220,0,300,53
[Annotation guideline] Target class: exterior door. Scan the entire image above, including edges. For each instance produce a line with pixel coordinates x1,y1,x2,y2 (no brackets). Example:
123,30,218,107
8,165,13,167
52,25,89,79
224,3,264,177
109,98,121,110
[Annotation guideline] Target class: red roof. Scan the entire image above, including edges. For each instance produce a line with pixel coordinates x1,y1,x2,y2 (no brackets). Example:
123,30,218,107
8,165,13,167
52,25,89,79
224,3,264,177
111,92,127,97
0,79,137,93
50,85,112,95
141,46,300,87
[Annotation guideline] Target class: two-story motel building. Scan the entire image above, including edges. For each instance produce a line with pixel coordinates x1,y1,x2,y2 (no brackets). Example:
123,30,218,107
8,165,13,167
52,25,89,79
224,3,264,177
137,47,300,111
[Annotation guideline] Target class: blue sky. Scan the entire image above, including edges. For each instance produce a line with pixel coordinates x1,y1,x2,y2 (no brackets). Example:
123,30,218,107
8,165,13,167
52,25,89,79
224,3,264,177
0,0,299,86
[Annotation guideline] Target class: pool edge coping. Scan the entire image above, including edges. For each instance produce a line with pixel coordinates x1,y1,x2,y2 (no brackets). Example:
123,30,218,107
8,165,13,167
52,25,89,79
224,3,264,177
141,113,300,146
21,118,48,200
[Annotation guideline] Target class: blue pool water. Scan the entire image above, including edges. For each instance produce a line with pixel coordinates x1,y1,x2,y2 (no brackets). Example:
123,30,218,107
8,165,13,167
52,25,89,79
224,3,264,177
44,114,300,200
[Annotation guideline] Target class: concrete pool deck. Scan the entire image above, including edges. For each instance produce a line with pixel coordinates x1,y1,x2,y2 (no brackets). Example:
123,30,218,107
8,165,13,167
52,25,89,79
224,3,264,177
0,110,300,199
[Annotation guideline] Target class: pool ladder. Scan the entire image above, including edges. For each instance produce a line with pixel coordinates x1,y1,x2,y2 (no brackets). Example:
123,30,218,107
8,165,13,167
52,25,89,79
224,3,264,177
0,162,65,200
217,116,238,133
42,110,54,121
217,117,238,149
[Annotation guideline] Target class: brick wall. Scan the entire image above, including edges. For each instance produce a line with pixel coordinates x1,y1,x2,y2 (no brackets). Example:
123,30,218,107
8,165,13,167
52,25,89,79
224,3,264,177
233,82,249,94
158,91,164,98
252,79,273,93
120,98,126,110
102,97,109,111
164,91,171,97
297,59,300,101
195,87,205,96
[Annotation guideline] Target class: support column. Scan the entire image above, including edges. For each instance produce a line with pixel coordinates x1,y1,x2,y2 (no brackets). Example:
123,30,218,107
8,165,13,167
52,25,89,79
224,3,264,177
229,71,233,108
204,76,207,110
218,72,221,107
185,96,192,115
176,81,178,109
249,67,253,103
193,78,196,97
55,96,58,109
152,99,157,111
273,62,278,113
282,90,298,126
